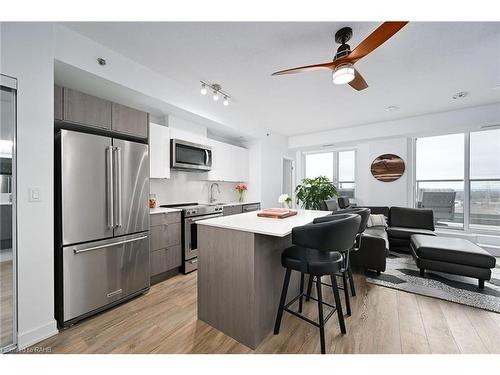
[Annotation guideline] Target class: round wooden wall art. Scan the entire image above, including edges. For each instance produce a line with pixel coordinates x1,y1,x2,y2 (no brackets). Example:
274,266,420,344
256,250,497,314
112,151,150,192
370,154,405,182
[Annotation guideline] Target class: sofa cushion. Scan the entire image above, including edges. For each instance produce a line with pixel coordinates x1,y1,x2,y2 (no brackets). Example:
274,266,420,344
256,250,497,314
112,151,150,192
367,214,387,228
390,207,435,231
387,226,436,240
410,234,496,269
364,226,389,250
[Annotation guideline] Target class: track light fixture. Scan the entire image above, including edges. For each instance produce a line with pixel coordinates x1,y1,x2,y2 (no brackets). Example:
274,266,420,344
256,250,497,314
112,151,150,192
200,83,207,95
200,81,230,107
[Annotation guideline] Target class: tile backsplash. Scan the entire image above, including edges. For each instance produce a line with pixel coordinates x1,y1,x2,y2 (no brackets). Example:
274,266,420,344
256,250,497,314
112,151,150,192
150,171,244,205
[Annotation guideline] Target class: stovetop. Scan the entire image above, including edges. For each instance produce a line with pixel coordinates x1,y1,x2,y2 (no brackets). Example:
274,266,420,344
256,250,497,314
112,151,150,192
160,202,223,217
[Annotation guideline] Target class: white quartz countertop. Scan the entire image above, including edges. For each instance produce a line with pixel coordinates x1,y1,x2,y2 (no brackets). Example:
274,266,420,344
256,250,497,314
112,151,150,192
149,207,182,214
198,209,331,237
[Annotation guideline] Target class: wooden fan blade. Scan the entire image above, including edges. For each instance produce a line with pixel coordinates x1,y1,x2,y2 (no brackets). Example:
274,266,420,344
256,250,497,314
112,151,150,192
272,59,346,75
348,21,408,62
348,69,368,91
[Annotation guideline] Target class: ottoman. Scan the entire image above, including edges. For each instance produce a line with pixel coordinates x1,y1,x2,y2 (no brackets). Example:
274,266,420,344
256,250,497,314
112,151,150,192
410,234,496,288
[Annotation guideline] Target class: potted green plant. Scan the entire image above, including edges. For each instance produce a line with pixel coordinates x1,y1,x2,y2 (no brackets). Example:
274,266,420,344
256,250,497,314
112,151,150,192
295,176,337,210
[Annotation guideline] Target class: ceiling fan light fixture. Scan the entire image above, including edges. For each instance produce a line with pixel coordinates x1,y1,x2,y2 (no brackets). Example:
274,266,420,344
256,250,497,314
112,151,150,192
332,63,355,85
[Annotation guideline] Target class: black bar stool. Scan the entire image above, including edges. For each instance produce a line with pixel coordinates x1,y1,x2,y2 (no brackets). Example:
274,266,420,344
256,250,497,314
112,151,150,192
306,208,371,307
274,214,361,354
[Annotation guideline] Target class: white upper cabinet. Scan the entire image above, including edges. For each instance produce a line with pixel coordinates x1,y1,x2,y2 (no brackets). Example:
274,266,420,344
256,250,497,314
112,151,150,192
149,123,170,179
168,116,209,145
207,139,249,182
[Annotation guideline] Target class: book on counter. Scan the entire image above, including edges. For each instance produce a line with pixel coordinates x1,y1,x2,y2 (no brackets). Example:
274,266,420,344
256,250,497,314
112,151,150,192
257,208,298,219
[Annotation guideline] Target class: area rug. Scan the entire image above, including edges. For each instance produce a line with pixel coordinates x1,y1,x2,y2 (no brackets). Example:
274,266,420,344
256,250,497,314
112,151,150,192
366,251,500,313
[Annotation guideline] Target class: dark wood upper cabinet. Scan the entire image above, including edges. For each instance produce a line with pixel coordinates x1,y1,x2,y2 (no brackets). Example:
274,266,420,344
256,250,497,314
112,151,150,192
55,86,149,139
54,85,63,121
63,87,112,129
112,103,149,138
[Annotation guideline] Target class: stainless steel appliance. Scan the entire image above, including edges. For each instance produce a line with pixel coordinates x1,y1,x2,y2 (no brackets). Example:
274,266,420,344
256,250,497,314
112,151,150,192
161,203,223,273
55,129,150,327
171,139,212,172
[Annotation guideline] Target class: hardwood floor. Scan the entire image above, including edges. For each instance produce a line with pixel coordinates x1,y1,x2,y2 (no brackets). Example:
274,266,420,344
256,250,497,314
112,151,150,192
31,271,500,354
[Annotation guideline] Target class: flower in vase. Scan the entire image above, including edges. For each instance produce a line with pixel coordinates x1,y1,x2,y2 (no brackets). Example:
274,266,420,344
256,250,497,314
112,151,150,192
278,194,292,208
235,184,248,202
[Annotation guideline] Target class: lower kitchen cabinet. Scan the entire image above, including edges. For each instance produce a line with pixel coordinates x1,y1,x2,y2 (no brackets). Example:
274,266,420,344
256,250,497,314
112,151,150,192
223,203,260,216
223,204,243,216
150,211,182,281
151,245,182,276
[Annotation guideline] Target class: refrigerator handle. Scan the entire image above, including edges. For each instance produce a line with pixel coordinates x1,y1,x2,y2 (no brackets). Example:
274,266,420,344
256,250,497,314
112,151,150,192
114,146,123,228
106,146,114,229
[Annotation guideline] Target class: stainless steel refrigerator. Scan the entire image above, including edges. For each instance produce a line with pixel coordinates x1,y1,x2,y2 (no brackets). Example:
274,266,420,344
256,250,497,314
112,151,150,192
55,129,150,327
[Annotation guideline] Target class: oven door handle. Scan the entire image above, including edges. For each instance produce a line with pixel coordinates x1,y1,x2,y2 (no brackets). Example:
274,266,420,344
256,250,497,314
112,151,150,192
186,213,223,223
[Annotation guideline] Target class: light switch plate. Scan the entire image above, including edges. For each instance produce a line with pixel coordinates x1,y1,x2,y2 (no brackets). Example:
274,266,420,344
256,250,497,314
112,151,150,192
29,187,41,202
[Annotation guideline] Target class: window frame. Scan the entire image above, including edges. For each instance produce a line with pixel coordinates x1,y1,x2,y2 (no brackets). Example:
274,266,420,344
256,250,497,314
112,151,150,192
302,148,357,198
413,130,500,235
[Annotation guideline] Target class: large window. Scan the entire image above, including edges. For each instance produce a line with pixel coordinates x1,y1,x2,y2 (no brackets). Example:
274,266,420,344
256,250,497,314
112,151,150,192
469,129,500,230
305,152,334,181
416,133,465,228
304,150,356,199
338,150,356,199
416,129,500,232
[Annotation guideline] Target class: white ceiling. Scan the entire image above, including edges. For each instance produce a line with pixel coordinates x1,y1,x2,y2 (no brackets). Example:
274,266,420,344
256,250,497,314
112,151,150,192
62,22,500,138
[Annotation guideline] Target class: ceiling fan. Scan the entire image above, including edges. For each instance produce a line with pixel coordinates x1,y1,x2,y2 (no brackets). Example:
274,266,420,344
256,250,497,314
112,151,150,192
272,22,408,91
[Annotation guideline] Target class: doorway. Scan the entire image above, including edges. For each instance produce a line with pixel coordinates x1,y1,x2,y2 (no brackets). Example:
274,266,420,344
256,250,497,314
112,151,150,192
281,157,295,207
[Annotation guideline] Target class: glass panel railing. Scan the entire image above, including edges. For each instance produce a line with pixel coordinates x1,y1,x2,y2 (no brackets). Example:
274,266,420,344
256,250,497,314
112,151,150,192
470,180,500,231
416,180,464,228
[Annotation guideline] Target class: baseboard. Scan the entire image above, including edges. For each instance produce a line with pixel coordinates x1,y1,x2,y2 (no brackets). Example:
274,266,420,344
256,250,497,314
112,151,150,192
17,319,58,350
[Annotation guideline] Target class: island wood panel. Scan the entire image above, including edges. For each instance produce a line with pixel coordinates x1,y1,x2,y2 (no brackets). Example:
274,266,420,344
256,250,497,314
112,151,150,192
254,233,297,346
197,225,299,349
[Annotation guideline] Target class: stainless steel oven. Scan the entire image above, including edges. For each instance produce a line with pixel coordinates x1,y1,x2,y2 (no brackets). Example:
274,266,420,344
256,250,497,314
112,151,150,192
171,139,212,171
184,212,222,272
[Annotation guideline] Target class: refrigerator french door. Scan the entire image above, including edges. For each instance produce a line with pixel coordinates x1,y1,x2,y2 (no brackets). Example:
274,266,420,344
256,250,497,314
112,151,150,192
56,129,150,326
0,76,17,353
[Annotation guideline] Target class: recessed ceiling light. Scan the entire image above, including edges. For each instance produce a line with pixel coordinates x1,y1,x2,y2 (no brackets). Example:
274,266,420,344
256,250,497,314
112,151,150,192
385,105,400,112
452,91,468,100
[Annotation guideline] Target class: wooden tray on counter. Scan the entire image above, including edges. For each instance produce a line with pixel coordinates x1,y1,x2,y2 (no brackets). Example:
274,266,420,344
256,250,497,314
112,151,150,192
257,208,298,219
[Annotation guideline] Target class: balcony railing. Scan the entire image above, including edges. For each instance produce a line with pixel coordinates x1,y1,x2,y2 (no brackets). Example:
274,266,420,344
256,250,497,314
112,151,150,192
416,179,500,232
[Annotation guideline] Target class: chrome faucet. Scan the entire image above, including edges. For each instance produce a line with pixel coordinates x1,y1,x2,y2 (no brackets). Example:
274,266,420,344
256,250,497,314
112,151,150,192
210,182,221,203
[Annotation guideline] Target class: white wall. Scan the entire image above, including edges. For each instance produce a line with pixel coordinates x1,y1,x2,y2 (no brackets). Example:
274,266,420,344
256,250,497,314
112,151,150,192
289,103,500,149
0,22,58,349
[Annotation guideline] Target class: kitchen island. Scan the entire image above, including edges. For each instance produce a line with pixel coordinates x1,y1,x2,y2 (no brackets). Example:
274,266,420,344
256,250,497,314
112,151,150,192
197,209,331,349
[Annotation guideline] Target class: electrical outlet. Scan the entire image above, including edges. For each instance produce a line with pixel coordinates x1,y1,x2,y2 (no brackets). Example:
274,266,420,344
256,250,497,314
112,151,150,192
28,187,41,202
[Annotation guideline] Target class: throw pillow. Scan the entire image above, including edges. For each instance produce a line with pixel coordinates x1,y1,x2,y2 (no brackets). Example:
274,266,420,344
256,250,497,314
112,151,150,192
367,214,387,228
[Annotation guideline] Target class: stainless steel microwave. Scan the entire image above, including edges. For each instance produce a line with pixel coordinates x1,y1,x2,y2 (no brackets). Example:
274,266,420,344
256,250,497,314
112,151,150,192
170,139,212,172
